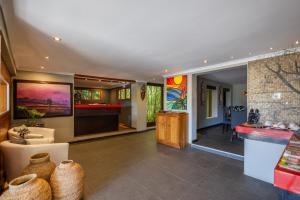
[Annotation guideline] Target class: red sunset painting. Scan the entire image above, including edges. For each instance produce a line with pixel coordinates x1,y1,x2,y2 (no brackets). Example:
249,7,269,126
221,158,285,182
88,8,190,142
14,80,72,118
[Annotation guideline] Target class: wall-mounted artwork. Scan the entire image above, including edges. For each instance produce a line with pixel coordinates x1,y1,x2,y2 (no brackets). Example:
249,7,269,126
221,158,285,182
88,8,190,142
14,80,73,119
166,75,187,110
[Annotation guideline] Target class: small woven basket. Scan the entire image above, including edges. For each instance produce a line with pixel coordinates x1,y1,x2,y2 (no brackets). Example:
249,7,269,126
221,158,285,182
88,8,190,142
0,174,52,200
22,153,56,182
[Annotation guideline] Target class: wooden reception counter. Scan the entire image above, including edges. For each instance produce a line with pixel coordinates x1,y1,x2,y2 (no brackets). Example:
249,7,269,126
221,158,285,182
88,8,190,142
74,104,122,136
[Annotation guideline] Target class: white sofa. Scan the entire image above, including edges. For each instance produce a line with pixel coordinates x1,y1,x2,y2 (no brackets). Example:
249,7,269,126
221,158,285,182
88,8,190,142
0,127,69,181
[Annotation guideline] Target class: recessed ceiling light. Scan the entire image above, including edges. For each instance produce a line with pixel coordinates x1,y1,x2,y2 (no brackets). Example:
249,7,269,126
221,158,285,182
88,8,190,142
269,47,273,50
53,36,62,42
164,69,168,73
203,60,208,64
296,40,299,45
41,66,45,69
45,56,49,60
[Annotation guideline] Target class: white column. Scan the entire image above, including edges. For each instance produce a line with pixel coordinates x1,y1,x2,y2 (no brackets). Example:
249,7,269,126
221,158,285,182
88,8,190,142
131,82,147,131
187,74,197,143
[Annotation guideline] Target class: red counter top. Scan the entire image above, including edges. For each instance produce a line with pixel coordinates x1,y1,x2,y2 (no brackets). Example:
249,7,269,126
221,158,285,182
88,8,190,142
274,135,300,195
236,124,293,141
75,104,123,109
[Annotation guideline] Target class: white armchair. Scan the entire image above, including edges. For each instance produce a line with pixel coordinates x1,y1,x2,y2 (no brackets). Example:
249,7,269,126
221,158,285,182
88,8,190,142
0,127,69,181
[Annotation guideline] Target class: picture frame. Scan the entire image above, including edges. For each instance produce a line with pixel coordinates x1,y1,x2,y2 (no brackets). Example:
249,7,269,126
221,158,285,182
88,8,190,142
13,80,73,119
166,75,187,110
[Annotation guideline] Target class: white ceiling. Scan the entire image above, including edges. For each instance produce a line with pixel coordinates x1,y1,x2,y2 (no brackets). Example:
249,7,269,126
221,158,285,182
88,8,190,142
199,65,247,85
1,0,300,81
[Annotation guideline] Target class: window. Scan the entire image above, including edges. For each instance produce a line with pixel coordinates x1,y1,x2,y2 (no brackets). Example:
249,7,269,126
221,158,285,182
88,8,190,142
75,88,101,100
0,77,9,115
206,86,218,118
118,87,131,100
91,90,101,100
125,88,130,99
146,84,163,126
81,89,92,100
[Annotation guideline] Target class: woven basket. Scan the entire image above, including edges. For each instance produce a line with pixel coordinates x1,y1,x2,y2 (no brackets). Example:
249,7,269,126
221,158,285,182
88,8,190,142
22,153,56,182
0,174,52,200
50,160,84,200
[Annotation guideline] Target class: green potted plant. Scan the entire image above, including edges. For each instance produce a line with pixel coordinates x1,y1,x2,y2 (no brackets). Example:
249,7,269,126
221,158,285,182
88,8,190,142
17,106,46,127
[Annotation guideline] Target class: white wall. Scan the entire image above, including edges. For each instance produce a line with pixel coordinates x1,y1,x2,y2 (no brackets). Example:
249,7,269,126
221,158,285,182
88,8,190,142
12,71,74,142
225,90,232,107
232,83,247,106
197,77,231,129
187,74,197,142
211,89,218,118
131,82,147,131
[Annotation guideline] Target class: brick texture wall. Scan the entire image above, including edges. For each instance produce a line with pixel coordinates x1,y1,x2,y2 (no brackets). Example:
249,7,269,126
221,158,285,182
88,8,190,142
248,53,300,125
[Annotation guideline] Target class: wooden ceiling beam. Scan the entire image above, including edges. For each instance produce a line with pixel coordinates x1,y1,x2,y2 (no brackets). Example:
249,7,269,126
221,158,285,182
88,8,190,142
74,74,136,83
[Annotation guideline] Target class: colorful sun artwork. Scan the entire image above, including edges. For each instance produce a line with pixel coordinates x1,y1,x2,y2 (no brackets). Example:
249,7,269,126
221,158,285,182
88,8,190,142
166,75,187,110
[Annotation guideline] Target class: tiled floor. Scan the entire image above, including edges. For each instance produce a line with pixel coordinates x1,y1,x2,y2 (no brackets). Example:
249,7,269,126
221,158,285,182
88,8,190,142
69,130,277,200
194,125,244,155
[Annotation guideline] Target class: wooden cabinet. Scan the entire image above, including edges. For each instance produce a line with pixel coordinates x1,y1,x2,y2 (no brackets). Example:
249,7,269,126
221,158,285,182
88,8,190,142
156,112,188,149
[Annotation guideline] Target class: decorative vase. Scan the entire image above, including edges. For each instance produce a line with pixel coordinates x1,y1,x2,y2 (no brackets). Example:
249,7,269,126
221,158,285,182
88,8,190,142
0,174,52,200
50,160,84,200
22,153,56,182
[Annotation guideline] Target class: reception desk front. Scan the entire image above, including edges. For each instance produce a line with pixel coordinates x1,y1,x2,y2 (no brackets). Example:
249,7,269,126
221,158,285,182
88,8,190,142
236,125,293,184
74,104,122,136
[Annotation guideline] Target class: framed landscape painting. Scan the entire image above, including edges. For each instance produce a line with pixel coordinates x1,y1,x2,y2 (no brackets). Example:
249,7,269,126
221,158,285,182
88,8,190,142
13,80,73,119
166,75,187,110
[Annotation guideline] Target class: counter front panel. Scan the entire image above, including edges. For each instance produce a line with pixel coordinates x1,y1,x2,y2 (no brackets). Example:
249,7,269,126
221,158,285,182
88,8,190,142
74,104,122,136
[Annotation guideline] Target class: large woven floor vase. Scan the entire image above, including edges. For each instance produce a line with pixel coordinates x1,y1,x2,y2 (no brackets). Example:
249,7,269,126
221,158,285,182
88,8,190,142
50,160,84,200
0,174,52,200
22,153,56,182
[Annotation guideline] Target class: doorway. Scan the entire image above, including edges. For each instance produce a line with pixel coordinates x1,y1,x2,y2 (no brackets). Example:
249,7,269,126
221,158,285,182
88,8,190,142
146,83,163,127
193,65,247,159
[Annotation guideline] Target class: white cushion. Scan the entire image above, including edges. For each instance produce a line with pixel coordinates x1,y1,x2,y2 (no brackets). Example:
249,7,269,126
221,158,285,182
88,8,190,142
8,127,55,144
9,135,26,144
25,138,54,145
24,134,44,139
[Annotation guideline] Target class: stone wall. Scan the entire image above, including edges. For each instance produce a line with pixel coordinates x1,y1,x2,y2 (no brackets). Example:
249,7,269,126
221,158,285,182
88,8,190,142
248,53,300,124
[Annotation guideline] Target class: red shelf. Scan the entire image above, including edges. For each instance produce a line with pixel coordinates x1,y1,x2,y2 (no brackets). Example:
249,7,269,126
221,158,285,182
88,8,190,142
75,104,123,109
274,135,300,195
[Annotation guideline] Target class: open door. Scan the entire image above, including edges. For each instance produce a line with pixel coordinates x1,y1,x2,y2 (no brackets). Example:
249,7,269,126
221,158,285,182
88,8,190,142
146,83,163,127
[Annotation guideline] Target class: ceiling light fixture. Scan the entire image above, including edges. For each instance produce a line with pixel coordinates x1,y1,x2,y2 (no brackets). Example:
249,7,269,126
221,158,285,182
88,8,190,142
53,36,62,42
203,60,208,64
41,66,45,69
296,40,299,45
